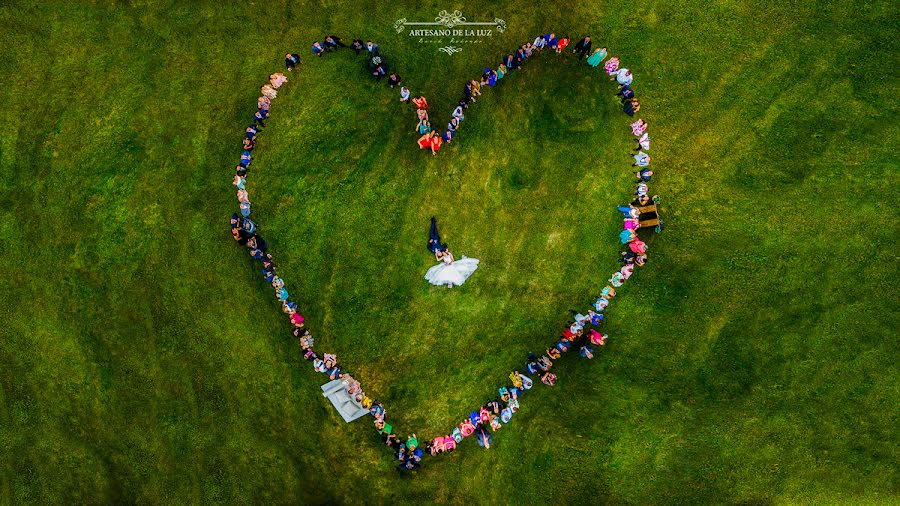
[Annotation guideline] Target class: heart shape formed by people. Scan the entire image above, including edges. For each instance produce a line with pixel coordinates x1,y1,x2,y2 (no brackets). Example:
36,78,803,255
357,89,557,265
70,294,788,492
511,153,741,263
230,33,661,472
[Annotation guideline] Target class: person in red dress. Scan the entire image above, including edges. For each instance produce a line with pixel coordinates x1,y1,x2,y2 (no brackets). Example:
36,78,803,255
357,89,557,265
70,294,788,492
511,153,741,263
430,133,442,154
417,131,442,155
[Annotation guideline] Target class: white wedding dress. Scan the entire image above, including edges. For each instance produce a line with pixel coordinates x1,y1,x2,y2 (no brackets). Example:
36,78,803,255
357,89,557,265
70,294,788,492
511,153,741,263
425,255,480,287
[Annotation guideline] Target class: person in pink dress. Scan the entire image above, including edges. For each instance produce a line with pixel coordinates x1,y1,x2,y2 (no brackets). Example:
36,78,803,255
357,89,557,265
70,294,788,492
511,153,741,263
629,238,647,254
460,418,476,437
590,330,608,346
269,72,288,88
631,118,647,136
604,56,620,75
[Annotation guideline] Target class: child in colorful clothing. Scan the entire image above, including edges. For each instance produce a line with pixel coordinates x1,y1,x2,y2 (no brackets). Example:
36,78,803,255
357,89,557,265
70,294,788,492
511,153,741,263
541,372,558,386
590,330,608,346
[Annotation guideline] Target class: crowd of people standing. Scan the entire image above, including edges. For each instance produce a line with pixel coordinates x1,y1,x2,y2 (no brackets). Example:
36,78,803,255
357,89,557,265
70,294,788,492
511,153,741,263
228,30,659,473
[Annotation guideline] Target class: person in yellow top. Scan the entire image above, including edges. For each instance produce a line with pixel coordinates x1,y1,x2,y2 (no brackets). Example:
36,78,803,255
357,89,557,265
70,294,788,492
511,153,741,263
509,371,523,389
469,79,482,98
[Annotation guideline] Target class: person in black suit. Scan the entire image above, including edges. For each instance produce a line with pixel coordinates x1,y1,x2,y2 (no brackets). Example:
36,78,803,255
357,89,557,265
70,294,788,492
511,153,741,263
573,36,592,59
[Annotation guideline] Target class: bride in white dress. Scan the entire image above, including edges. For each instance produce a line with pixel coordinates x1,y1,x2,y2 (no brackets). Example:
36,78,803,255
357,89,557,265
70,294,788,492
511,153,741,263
425,249,479,287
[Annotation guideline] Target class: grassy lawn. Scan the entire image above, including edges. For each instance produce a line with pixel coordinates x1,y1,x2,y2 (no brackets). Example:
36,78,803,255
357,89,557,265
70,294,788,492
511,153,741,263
1,0,897,503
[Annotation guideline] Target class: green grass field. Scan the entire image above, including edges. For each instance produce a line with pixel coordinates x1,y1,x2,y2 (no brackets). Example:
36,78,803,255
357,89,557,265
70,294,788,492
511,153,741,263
1,0,898,503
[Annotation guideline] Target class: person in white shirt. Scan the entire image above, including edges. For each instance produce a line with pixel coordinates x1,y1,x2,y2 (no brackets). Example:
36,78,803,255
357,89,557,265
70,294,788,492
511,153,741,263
615,68,633,86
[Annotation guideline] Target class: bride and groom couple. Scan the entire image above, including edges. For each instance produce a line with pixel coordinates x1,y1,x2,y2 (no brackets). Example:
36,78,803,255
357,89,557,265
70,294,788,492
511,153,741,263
425,217,479,288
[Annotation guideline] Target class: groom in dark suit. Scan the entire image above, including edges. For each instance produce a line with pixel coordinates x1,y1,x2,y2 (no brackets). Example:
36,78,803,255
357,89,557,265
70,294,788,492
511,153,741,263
573,36,592,59
427,217,448,253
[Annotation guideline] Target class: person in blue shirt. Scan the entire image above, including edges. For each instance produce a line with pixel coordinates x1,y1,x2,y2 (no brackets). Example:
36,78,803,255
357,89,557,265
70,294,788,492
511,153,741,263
512,48,525,70
241,218,257,235
311,41,325,57
546,33,559,49
269,275,284,290
324,35,345,50
632,151,651,167
372,64,387,80
520,374,533,390
365,40,380,55
351,39,364,54
618,85,635,103
253,108,268,128
463,82,473,103
397,459,419,472
476,428,492,448
452,104,465,122
617,204,639,217
284,53,300,71
245,125,257,140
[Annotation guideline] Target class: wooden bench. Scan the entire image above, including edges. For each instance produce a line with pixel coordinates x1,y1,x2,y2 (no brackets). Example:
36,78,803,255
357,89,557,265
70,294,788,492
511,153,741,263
638,203,660,228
